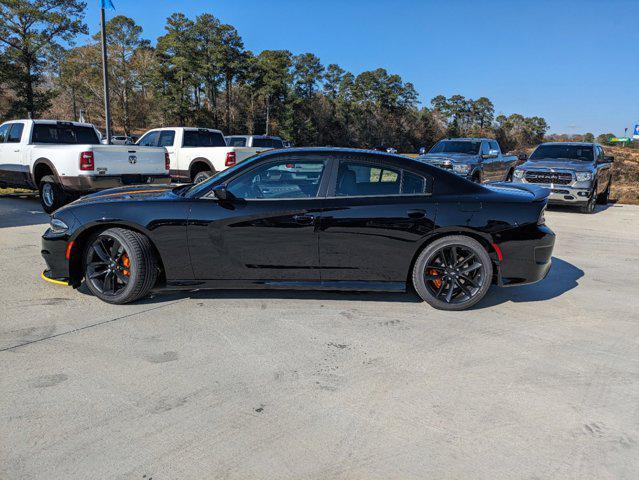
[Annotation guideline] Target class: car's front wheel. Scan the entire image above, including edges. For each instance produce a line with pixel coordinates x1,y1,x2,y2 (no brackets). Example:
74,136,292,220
580,185,597,214
84,228,158,304
412,235,493,311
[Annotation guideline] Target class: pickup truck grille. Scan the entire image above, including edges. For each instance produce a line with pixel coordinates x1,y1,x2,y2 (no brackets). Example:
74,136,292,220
428,161,452,170
525,171,573,185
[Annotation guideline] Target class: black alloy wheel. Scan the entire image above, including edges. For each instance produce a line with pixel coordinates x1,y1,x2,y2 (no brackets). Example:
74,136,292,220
84,228,158,304
580,185,597,214
412,235,493,310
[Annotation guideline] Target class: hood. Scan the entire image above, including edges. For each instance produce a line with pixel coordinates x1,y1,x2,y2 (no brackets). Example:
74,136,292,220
66,184,178,208
522,158,594,171
418,152,477,163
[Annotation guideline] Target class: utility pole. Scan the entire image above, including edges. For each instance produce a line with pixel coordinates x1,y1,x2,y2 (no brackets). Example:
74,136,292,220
100,4,112,144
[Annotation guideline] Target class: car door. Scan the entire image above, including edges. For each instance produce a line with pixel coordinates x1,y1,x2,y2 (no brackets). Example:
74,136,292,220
187,154,331,281
595,145,611,194
156,129,176,169
489,140,509,181
317,154,436,284
0,123,28,187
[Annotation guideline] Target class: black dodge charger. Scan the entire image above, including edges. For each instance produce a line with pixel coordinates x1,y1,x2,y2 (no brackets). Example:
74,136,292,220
41,148,555,310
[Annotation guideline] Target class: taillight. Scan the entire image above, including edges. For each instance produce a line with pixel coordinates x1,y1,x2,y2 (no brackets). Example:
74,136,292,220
165,153,171,171
225,151,236,167
79,151,94,171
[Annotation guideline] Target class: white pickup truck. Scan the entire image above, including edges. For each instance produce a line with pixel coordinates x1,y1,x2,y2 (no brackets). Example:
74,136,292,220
0,119,170,213
136,127,273,183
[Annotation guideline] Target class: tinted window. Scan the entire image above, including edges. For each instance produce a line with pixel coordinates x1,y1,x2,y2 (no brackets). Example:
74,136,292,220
183,130,226,147
0,124,11,143
530,145,594,162
480,142,490,155
7,123,24,143
32,124,100,144
429,141,481,155
253,137,284,148
158,130,175,147
137,131,159,146
227,137,246,147
402,171,426,194
227,159,327,199
336,162,400,196
489,141,500,153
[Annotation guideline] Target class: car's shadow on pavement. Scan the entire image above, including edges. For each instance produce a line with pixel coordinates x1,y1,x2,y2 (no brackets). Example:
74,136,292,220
77,256,582,309
473,257,583,309
547,202,617,214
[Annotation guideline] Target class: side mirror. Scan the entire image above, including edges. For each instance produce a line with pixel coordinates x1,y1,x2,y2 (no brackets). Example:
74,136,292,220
604,155,614,163
212,184,229,200
518,153,528,161
419,147,426,155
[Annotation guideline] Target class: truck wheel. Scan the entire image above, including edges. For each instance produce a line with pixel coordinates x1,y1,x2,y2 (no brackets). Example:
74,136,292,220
597,182,611,205
412,235,493,311
84,228,158,304
39,175,69,214
580,185,597,214
505,169,514,182
193,170,213,184
471,172,482,183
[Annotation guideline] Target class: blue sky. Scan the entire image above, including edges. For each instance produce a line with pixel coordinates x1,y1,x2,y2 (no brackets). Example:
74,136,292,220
85,0,638,135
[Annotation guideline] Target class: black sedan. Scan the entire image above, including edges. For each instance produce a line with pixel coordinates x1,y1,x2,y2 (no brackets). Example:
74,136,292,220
41,148,555,311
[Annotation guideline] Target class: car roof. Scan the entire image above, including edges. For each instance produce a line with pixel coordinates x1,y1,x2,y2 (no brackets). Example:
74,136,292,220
257,146,417,163
440,137,493,142
538,142,596,146
227,134,282,139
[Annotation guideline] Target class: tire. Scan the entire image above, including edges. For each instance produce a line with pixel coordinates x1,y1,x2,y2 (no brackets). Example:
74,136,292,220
471,172,482,183
505,169,514,182
597,181,611,205
412,235,493,311
39,175,69,214
84,227,158,304
193,170,213,184
579,185,597,214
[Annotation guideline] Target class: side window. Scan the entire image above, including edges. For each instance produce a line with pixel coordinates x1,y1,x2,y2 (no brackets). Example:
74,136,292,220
481,142,490,155
137,131,159,147
336,162,401,196
0,124,10,143
227,159,327,199
596,146,604,162
489,141,500,153
7,123,24,143
227,137,246,147
402,171,426,194
157,130,175,147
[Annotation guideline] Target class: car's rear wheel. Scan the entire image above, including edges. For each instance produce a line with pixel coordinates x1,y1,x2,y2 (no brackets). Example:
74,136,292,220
412,235,493,311
39,175,69,214
84,228,158,304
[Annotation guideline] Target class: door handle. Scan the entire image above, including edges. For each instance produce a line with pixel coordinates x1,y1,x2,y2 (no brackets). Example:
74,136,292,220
293,214,315,225
407,209,426,219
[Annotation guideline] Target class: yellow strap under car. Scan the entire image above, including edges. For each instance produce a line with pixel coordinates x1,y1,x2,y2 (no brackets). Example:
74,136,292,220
41,271,69,286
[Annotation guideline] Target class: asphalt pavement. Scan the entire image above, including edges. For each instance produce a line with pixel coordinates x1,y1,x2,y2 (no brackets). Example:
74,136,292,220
1,193,638,479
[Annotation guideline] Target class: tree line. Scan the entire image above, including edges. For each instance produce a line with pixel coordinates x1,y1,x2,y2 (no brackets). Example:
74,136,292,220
1,0,551,152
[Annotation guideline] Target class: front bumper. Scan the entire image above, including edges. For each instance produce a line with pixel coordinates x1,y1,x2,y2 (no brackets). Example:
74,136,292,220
59,174,170,193
496,224,556,286
512,178,592,205
41,229,71,283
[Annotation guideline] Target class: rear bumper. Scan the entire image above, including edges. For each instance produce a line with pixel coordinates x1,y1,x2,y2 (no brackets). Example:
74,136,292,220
59,174,170,193
496,224,555,286
41,229,71,282
547,186,591,204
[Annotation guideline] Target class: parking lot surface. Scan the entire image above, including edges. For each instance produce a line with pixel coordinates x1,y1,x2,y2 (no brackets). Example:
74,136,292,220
1,194,638,479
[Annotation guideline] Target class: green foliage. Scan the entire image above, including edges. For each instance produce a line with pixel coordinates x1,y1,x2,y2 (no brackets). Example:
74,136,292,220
0,0,87,117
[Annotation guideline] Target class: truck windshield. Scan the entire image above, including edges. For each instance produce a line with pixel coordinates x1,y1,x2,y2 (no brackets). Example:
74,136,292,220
429,141,480,155
32,124,100,144
530,145,594,162
183,130,226,147
253,137,284,148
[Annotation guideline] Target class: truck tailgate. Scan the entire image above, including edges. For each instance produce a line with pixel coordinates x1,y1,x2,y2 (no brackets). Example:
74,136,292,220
90,145,167,175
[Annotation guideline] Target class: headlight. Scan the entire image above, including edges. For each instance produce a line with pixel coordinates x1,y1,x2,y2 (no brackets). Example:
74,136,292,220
452,164,472,174
49,218,69,234
575,172,593,182
513,169,525,179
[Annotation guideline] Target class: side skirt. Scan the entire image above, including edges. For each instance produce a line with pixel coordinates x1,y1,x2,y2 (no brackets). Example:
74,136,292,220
160,279,407,293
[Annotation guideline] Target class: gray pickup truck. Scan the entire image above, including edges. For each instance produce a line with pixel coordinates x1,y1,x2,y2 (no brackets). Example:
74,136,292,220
416,138,520,183
511,142,613,214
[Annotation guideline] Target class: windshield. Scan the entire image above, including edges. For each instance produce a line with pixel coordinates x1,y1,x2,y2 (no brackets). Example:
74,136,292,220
253,137,284,148
530,145,594,162
182,130,226,147
32,124,100,144
182,154,263,197
429,140,480,155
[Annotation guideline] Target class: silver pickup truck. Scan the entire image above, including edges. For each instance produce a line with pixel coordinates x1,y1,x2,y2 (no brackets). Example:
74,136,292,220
416,138,521,183
512,142,613,214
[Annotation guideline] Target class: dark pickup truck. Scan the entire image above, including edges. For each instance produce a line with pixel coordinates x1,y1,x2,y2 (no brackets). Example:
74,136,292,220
511,142,613,214
416,138,521,183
